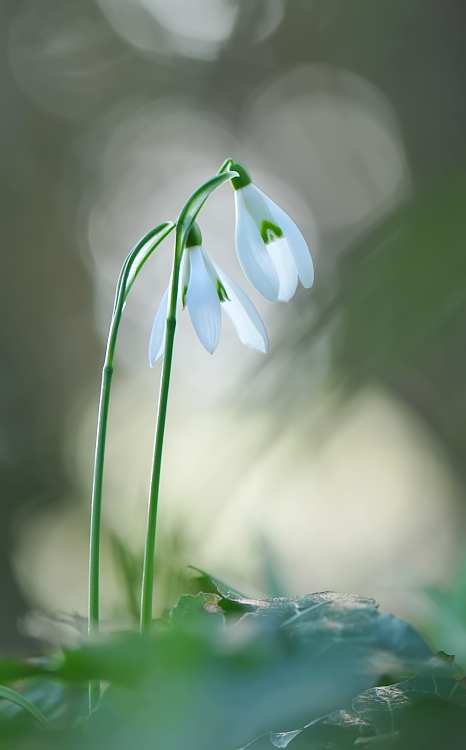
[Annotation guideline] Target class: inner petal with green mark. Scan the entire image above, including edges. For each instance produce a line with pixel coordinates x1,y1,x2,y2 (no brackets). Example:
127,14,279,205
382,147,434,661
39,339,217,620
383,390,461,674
260,220,283,245
217,280,230,303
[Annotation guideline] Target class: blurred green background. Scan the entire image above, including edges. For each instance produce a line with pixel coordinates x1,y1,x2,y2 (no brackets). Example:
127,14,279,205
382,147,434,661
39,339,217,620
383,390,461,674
1,0,466,654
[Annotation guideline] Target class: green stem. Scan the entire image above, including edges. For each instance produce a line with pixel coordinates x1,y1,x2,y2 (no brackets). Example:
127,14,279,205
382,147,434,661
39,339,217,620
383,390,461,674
88,221,174,710
139,248,180,633
217,157,233,175
139,165,238,633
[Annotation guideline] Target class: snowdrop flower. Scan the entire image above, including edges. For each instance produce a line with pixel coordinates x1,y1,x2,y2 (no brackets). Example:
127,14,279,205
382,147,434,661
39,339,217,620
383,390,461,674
149,222,268,366
231,161,315,303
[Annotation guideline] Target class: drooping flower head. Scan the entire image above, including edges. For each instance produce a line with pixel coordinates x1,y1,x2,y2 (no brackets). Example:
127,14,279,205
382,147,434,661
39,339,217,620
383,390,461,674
149,222,268,366
230,161,315,303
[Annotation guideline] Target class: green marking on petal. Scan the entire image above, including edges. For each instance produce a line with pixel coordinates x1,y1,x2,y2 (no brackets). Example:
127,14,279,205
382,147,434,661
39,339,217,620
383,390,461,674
260,220,283,244
182,285,188,308
216,280,230,303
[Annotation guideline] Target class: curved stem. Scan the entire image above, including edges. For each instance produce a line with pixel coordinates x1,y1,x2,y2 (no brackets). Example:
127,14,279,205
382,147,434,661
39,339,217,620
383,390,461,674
217,157,234,175
88,221,174,709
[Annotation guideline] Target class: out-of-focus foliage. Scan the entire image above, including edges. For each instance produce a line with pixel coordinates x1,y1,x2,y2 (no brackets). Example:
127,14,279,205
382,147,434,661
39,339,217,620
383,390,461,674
247,673,466,749
286,166,466,487
336,170,466,379
290,167,466,394
423,554,466,672
333,168,466,486
191,568,432,663
0,573,451,750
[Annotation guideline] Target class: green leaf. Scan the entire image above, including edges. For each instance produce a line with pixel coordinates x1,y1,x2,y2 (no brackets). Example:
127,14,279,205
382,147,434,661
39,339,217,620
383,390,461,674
169,593,225,631
84,627,376,750
0,577,438,750
0,680,87,732
192,572,433,664
0,684,49,728
121,221,175,303
189,566,250,601
249,669,466,749
351,673,466,735
0,657,54,685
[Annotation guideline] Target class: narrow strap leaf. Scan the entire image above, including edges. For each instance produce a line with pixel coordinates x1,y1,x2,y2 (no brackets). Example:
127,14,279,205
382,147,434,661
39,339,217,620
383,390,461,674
0,684,50,728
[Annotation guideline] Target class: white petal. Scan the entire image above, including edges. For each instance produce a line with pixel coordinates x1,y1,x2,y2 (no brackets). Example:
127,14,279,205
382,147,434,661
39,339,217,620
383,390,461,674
214,264,269,353
148,287,169,367
266,238,299,302
234,190,280,302
240,183,275,226
186,247,221,354
242,184,299,300
252,186,315,289
199,246,221,286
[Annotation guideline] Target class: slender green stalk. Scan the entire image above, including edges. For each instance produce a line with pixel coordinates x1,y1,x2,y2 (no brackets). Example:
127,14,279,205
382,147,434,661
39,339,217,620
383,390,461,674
140,167,238,633
0,685,50,728
139,241,180,633
88,221,174,710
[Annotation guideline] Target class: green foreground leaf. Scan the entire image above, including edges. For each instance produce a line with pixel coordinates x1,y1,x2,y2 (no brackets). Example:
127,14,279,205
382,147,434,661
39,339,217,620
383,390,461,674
0,684,49,728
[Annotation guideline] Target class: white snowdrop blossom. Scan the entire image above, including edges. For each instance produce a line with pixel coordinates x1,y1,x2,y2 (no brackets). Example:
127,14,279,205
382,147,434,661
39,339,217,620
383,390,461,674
149,227,268,366
231,162,315,303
